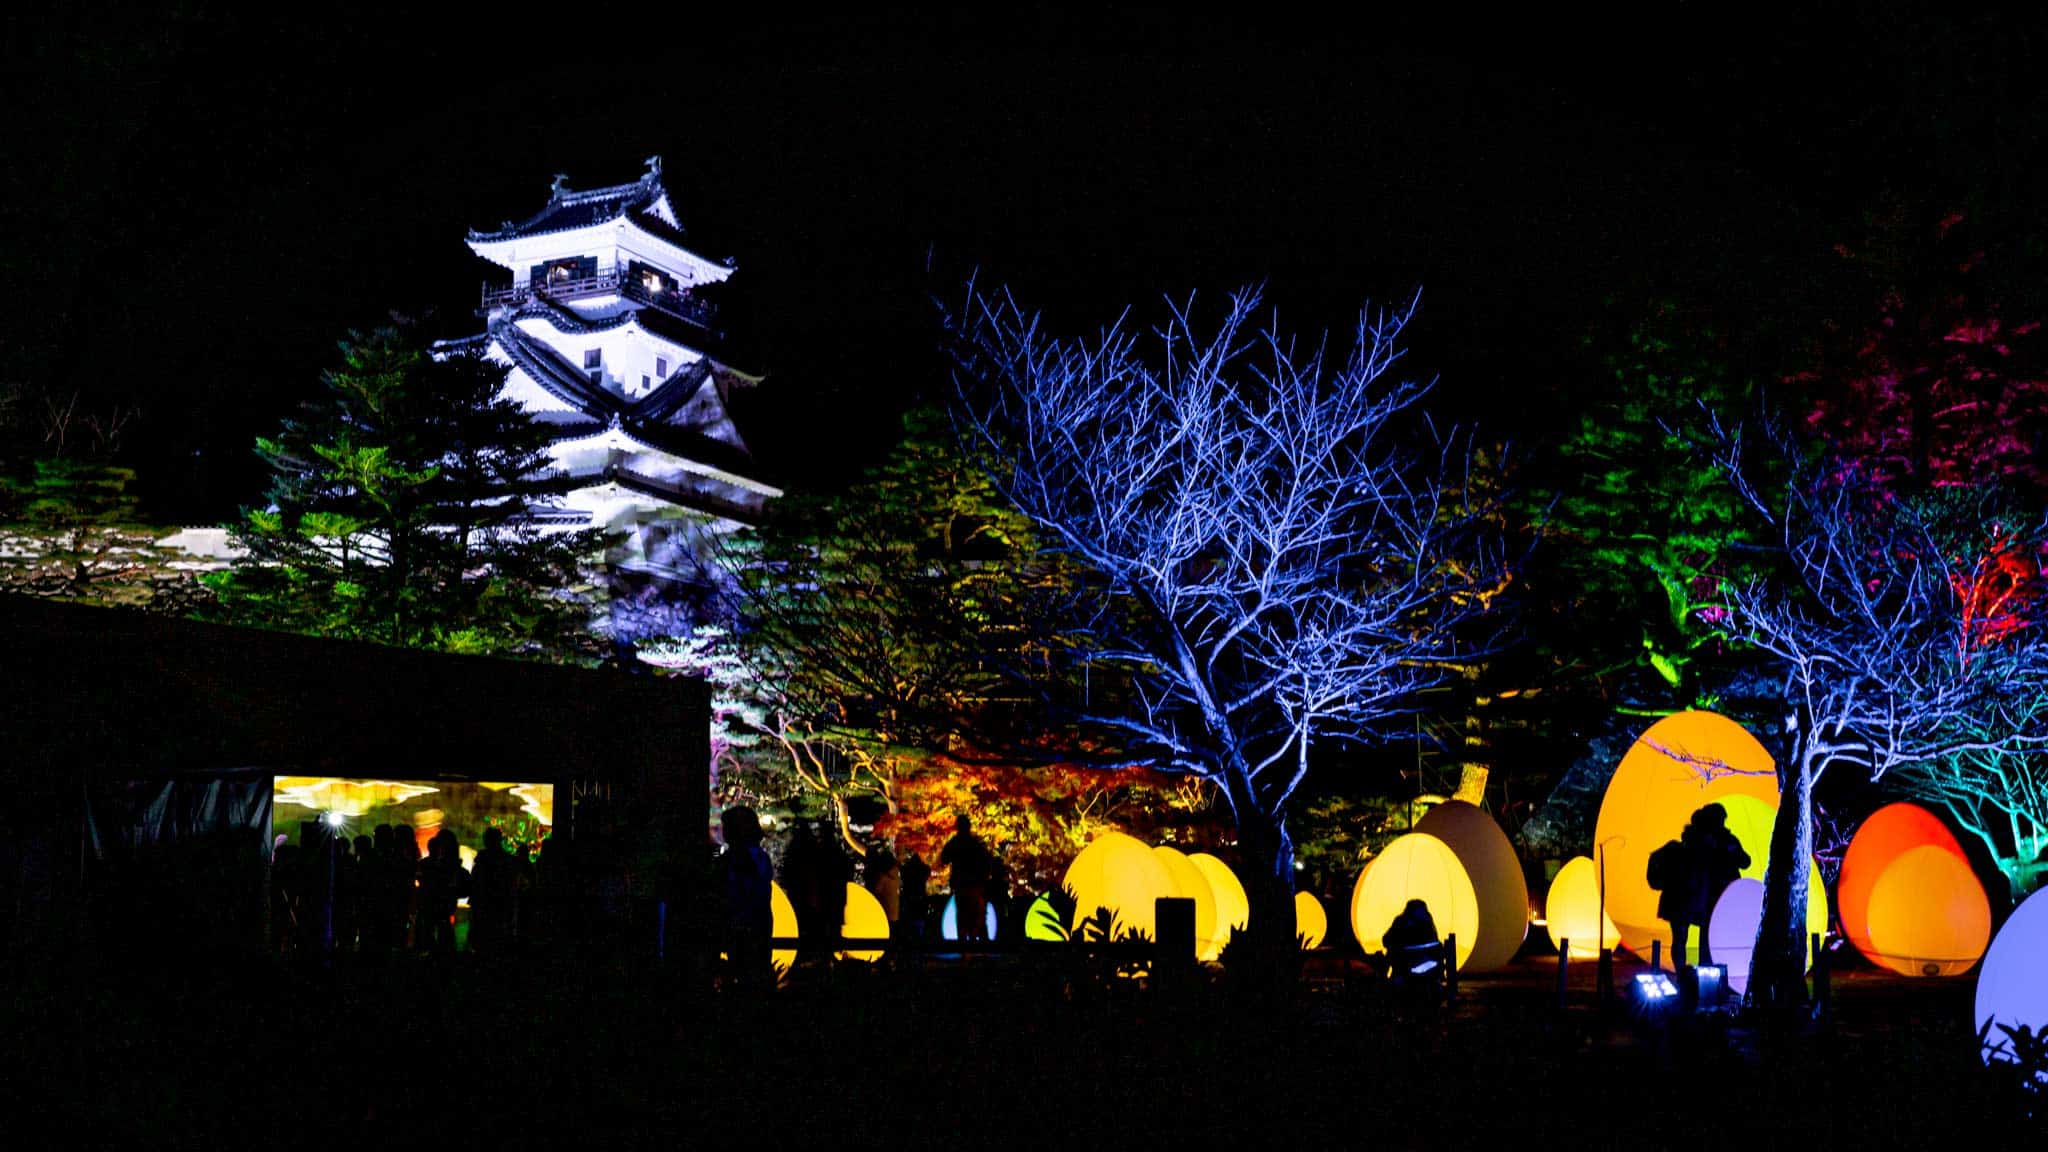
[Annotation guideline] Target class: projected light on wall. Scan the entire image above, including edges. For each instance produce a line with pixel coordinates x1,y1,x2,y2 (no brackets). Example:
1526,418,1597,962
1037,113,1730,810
1976,885,2048,1080
940,894,999,941
837,882,889,963
1062,831,1177,941
1544,855,1619,959
1592,711,1779,959
1840,802,1988,976
274,777,440,818
1294,890,1327,949
272,778,552,866
1189,852,1248,960
1415,799,1528,971
1350,833,1479,969
1152,845,1217,960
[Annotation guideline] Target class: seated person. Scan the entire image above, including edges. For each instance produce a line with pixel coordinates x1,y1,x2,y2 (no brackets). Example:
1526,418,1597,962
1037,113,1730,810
1381,898,1442,982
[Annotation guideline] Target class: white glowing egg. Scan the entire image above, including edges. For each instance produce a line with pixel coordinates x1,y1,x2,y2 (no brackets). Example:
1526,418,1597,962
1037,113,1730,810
1976,885,2048,1079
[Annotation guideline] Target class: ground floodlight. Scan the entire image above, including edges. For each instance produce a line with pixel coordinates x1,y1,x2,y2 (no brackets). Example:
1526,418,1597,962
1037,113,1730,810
1694,963,1727,1007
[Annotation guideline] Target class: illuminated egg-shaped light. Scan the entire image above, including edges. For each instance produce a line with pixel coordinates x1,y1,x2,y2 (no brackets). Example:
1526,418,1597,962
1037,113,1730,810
1707,874,1827,993
770,881,797,984
1707,879,1765,995
1840,802,1970,968
1544,855,1620,960
1294,891,1328,949
1189,853,1249,959
1024,894,1067,942
1592,710,1779,959
1350,833,1480,970
939,894,1000,941
837,882,889,963
1062,831,1178,941
1864,845,1991,977
1152,845,1218,959
1415,800,1529,971
1976,886,2048,1078
1714,794,1779,883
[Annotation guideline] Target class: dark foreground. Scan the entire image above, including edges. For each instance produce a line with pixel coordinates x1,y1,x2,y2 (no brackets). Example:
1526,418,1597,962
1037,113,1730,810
0,946,2027,1149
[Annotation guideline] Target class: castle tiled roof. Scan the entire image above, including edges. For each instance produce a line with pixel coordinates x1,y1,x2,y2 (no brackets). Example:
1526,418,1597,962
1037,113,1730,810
467,167,673,244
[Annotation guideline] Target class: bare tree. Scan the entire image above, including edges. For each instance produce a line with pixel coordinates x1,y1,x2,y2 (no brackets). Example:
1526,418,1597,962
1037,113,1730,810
1708,420,2048,1009
950,285,1507,950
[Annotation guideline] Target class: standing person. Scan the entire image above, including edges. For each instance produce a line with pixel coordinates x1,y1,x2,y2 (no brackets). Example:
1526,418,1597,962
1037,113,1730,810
718,806,775,993
899,850,930,944
939,814,992,943
1681,803,1750,966
1648,827,1696,968
866,837,901,934
470,827,516,957
418,830,465,956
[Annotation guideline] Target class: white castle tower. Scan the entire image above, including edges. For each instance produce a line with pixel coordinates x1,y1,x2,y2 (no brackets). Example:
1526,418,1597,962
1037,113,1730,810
436,156,780,593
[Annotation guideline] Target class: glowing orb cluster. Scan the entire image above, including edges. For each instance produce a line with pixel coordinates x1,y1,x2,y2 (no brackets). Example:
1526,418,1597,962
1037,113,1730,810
1414,800,1528,970
1592,711,1780,960
1840,803,1989,977
1062,831,1178,941
1976,885,2048,1078
1189,852,1248,959
837,882,889,963
1543,855,1619,959
1293,891,1327,949
1349,833,1479,969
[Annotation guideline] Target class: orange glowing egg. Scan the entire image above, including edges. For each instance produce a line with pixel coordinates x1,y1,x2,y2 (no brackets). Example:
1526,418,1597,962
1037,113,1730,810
1863,844,1992,977
1840,802,1970,968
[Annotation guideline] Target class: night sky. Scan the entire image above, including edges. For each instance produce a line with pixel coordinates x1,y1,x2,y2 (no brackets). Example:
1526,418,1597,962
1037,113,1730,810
6,4,2044,522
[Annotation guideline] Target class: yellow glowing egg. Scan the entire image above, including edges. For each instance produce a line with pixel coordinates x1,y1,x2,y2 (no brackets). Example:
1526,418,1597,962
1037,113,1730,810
837,882,890,964
770,881,797,983
1062,831,1178,941
1714,794,1778,883
1350,833,1480,970
1840,803,1969,969
1152,845,1217,961
1188,852,1249,959
1864,845,1991,977
1415,800,1528,971
1976,886,2048,1076
1294,890,1327,949
1592,711,1780,959
1543,855,1620,959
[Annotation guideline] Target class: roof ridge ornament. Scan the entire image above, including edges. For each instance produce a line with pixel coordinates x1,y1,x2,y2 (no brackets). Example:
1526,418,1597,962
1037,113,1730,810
550,172,570,198
644,154,663,181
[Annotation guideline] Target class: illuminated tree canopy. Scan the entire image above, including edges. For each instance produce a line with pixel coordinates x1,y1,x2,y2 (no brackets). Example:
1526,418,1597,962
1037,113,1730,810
950,285,1508,954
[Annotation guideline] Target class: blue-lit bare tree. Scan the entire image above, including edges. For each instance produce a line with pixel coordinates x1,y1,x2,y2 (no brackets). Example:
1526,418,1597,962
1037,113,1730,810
1699,419,2048,1009
950,286,1508,952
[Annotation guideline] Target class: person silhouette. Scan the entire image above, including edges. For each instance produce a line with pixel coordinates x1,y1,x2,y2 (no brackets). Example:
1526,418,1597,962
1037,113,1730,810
939,814,993,943
1679,803,1750,965
899,850,930,943
1382,898,1443,994
718,806,774,993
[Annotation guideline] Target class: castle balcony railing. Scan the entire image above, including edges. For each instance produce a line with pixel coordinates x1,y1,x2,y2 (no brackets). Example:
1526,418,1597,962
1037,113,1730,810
480,269,717,330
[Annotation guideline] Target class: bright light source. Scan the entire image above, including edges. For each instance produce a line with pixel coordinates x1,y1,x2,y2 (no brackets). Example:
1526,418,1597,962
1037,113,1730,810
323,811,346,829
1632,972,1679,1008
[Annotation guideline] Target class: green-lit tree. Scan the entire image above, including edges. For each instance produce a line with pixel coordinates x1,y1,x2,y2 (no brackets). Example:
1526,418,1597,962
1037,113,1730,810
0,384,201,610
1545,302,1767,706
204,323,595,658
712,406,1080,850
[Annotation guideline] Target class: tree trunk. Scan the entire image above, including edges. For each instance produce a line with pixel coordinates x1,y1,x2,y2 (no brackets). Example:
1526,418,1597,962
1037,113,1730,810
1221,765,1298,961
1749,738,1817,1012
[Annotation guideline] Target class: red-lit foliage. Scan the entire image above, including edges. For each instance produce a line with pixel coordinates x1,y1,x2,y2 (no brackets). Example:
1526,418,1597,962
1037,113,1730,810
1950,529,2045,656
1798,212,2048,495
